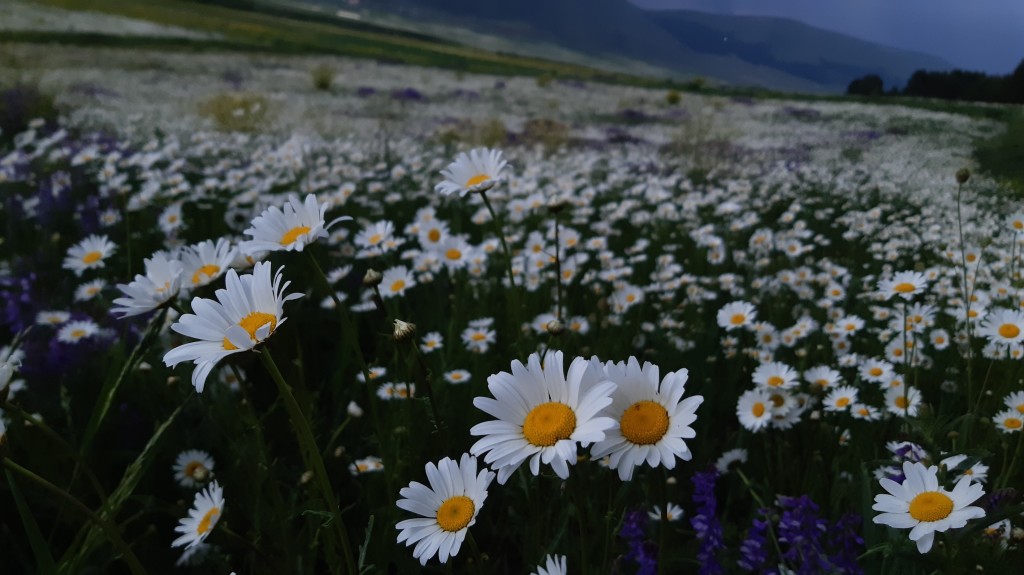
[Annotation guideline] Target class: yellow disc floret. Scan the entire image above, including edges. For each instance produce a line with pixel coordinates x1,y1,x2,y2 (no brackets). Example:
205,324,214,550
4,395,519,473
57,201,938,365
436,495,475,532
280,226,311,246
908,491,954,522
620,400,670,445
523,402,576,447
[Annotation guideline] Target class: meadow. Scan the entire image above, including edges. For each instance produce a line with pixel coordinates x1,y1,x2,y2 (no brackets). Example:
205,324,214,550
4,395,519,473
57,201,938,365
2,2,1024,574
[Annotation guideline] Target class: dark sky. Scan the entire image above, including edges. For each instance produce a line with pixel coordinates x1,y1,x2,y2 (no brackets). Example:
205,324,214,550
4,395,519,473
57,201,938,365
630,0,1024,73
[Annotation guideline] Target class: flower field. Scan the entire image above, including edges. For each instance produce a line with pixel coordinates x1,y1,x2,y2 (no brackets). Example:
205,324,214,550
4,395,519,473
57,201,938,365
2,16,1024,574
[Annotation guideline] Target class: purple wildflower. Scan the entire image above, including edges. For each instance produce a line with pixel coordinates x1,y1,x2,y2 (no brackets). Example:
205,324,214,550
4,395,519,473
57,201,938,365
690,469,724,575
619,509,658,575
738,509,771,572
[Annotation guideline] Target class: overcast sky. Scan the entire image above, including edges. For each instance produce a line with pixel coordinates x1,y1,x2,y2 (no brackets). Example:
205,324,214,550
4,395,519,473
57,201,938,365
630,0,1024,73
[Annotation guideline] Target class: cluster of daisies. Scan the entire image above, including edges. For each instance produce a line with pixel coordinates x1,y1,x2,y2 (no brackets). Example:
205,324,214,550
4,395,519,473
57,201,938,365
395,351,703,565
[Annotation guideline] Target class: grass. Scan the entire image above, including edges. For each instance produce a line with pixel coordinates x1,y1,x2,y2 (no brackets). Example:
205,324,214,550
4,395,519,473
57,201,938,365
975,108,1024,194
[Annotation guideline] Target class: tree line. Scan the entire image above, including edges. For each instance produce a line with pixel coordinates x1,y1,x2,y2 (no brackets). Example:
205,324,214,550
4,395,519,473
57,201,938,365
848,58,1024,103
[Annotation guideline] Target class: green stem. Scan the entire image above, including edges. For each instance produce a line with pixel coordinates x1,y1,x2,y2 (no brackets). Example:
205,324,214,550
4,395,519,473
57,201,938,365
467,530,485,575
479,190,516,289
2,459,147,575
260,350,356,575
999,430,1024,489
736,469,785,565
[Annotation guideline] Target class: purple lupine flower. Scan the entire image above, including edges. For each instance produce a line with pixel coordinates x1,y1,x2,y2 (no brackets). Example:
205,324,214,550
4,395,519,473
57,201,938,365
690,469,725,575
776,495,829,575
619,509,658,575
738,509,771,572
827,513,864,575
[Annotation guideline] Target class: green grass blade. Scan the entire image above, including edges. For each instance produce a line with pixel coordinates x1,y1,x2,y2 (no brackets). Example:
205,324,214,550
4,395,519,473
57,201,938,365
5,468,59,575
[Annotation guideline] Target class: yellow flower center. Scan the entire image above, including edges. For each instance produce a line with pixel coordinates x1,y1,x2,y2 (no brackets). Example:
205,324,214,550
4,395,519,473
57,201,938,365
465,174,490,188
1005,417,1023,429
436,495,475,532
835,397,851,408
1015,220,1024,230
428,229,441,243
893,282,916,293
894,396,910,409
192,264,220,285
766,376,785,388
223,311,277,350
71,329,86,339
184,461,207,479
999,324,1021,339
869,367,883,377
730,313,746,325
1016,405,1024,414
450,373,463,380
770,394,785,408
857,407,870,417
619,400,670,445
82,251,102,264
626,294,636,303
522,402,576,447
446,248,462,261
751,402,766,417
281,225,311,246
390,279,406,293
197,506,221,535
470,332,486,341
908,491,954,522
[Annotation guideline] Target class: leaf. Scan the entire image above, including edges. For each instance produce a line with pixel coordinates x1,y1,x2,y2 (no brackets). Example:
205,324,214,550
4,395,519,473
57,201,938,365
5,468,58,575
301,509,336,527
358,515,374,573
61,400,185,572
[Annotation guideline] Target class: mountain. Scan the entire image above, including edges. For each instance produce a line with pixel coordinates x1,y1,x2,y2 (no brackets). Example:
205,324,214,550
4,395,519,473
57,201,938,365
331,0,950,92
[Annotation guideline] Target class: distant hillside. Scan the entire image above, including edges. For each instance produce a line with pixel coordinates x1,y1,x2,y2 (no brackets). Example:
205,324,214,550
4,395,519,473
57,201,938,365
340,0,950,92
649,9,950,91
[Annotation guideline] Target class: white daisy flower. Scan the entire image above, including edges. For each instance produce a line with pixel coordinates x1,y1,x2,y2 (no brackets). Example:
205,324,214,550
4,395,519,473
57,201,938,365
736,388,773,432
993,408,1023,433
395,453,494,565
872,461,985,553
75,279,107,302
469,351,616,484
173,449,215,488
878,271,928,301
648,502,684,522
717,300,757,331
531,554,567,575
111,251,184,318
590,357,703,481
714,448,748,473
179,239,237,289
978,308,1024,346
240,193,350,255
57,320,100,344
162,262,301,392
63,234,117,276
349,455,384,476
444,369,470,385
172,481,225,550
823,385,858,412
885,386,923,417
751,361,798,390
420,332,443,354
803,365,841,390
435,147,508,197
37,311,71,326
380,265,416,299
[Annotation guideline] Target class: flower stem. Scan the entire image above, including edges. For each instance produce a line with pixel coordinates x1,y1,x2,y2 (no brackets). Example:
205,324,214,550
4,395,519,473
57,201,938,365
259,349,356,575
2,458,147,575
479,190,516,289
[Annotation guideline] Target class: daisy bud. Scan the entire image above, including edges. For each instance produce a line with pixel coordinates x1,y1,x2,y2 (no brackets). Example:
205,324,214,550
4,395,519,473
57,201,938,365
545,319,564,335
393,319,417,343
363,269,383,287
956,168,970,184
299,470,314,485
346,400,364,418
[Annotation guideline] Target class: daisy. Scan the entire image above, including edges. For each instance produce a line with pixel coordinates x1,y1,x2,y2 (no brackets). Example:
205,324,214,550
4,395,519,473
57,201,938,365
878,271,928,301
57,320,100,344
111,251,184,318
823,385,858,412
717,300,757,331
36,311,71,326
435,147,508,197
872,461,985,553
172,481,225,550
349,455,384,475
179,239,237,289
173,449,215,488
444,370,471,385
803,365,841,390
63,234,116,276
159,203,185,235
469,351,616,484
649,502,684,522
978,308,1024,346
885,386,923,417
420,332,443,354
462,324,495,354
380,265,416,299
940,454,988,484
715,448,748,473
162,262,301,392
751,361,798,390
75,279,107,302
850,403,882,421
859,358,894,384
354,220,397,257
993,408,1023,433
240,193,349,255
1004,391,1024,413
590,357,703,481
395,453,494,565
736,389,773,432
531,554,567,575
